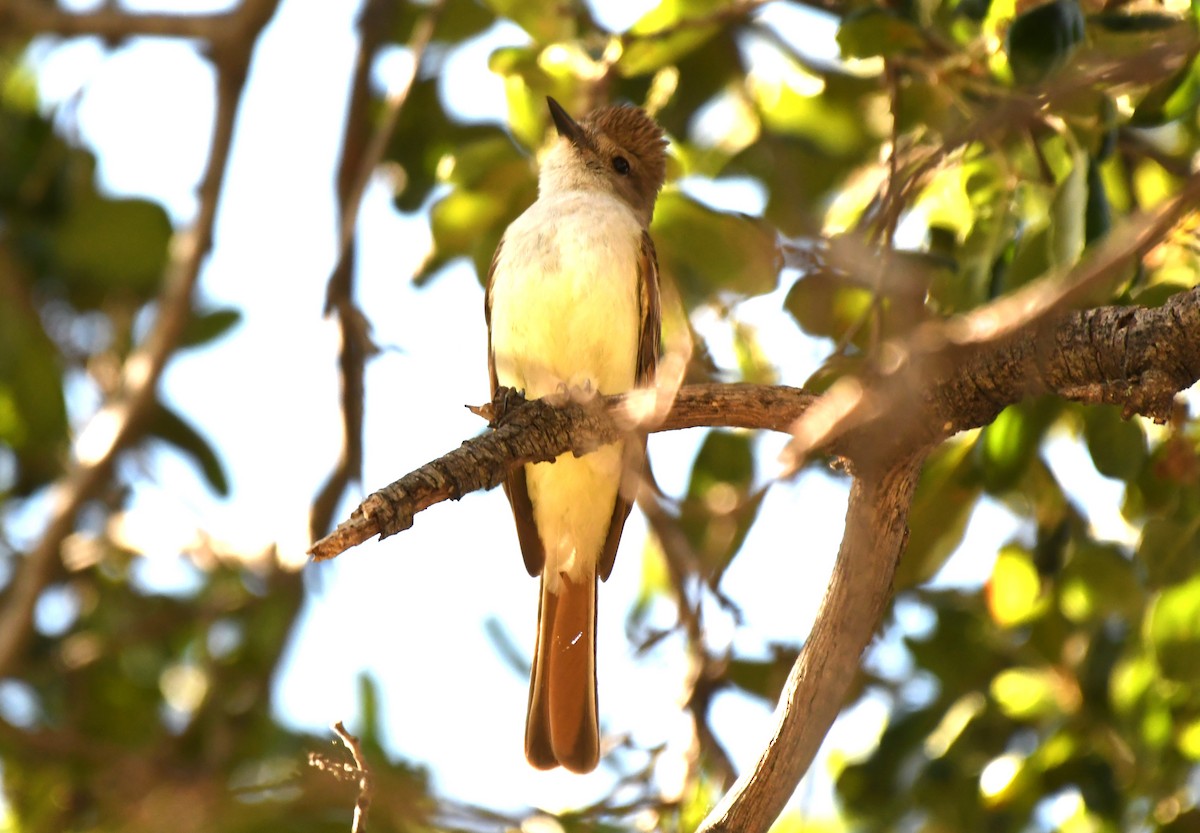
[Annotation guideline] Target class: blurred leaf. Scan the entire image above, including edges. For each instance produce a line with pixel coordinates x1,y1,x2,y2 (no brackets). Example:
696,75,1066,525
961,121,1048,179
1091,11,1186,32
1084,156,1112,246
180,307,242,351
837,8,925,59
1139,515,1200,589
896,439,981,589
422,133,537,283
975,399,1059,494
1146,574,1200,684
991,667,1059,719
681,430,762,582
393,0,494,44
986,545,1044,627
727,643,800,703
1059,541,1141,623
1005,0,1085,85
1083,405,1147,481
620,25,722,77
1049,145,1087,268
148,400,230,496
1130,51,1200,127
783,270,871,342
481,0,577,42
731,320,777,384
0,279,67,493
52,194,171,306
751,72,878,158
653,191,780,304
357,672,383,751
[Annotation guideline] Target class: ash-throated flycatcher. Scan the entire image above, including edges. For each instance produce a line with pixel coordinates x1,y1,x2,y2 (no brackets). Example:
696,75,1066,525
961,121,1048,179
485,97,666,773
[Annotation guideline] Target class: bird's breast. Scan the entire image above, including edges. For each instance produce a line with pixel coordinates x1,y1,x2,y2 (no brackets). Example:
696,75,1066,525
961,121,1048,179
490,193,644,398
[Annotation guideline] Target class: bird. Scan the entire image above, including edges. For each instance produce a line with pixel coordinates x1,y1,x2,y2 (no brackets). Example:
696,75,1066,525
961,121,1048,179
484,97,666,773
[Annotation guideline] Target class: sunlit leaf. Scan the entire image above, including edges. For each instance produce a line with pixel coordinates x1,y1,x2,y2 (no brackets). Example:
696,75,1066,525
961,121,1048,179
1146,573,1200,684
987,545,1044,627
481,0,576,43
991,667,1059,719
975,399,1059,494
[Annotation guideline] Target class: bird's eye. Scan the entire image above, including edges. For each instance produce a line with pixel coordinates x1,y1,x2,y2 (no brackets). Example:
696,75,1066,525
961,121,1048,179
612,155,630,175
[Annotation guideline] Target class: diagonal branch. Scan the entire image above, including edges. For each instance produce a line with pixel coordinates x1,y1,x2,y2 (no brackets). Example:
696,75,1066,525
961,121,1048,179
696,457,923,832
309,384,814,560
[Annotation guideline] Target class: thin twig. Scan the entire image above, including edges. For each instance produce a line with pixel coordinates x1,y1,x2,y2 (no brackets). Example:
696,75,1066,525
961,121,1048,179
0,0,281,677
334,721,374,833
311,0,448,542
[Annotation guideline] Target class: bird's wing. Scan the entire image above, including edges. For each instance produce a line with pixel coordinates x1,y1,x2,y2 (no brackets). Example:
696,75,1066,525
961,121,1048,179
486,239,544,577
597,230,660,581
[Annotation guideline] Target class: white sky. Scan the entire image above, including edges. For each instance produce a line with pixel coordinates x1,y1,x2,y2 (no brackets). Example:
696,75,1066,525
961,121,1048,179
14,0,1151,822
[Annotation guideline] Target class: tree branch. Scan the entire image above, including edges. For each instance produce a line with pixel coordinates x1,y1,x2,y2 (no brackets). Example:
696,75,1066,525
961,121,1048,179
0,0,281,677
308,384,814,560
697,457,922,832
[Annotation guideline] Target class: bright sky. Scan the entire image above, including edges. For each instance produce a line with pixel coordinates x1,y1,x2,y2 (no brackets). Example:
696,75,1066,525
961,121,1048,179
17,0,1145,822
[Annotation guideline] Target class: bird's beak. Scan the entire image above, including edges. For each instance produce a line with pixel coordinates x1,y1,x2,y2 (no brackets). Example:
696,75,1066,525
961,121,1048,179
547,97,587,149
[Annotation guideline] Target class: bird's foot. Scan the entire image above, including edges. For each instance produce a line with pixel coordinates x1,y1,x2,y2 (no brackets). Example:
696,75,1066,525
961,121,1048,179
546,378,598,407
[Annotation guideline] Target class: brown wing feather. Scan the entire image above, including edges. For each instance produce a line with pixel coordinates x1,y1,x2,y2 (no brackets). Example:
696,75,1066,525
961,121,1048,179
597,231,661,582
486,239,545,578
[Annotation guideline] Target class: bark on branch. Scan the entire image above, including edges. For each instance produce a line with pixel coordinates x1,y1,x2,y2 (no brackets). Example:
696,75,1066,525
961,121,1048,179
309,285,1200,562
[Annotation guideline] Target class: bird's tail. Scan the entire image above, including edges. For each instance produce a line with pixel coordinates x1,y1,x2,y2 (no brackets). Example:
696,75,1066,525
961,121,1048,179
525,568,599,773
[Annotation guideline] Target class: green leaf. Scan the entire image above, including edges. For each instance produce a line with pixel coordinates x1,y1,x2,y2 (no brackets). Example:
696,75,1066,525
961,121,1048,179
1146,573,1200,684
481,0,576,43
726,644,800,703
837,8,926,59
1049,146,1087,268
1005,0,1086,85
1139,515,1200,589
783,271,872,342
0,283,68,494
991,667,1059,719
1131,54,1199,127
619,25,722,77
975,399,1059,494
1083,405,1147,481
653,192,779,304
680,430,762,582
421,134,537,284
52,195,171,306
987,545,1044,627
895,439,982,589
1092,10,1186,31
1084,157,1111,244
179,308,242,351
393,0,494,44
1059,541,1141,623
148,400,230,496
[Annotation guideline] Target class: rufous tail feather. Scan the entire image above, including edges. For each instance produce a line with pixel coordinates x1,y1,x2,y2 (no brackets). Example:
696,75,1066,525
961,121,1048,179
525,569,599,773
